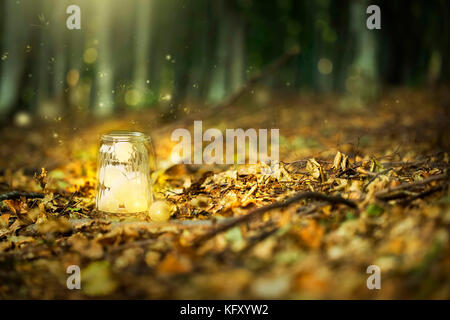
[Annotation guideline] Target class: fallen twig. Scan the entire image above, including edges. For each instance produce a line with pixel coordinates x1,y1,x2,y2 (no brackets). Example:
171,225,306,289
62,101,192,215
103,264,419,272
375,173,448,200
238,226,278,256
336,163,361,178
0,191,44,202
59,191,78,215
214,46,300,110
379,160,427,167
398,185,446,205
157,46,301,126
193,191,356,247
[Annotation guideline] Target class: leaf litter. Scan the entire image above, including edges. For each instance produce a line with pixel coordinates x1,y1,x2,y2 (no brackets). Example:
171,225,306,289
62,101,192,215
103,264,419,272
0,89,449,299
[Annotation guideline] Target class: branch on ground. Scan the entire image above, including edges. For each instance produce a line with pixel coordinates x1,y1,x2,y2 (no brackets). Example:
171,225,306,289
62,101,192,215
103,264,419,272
193,191,356,247
375,173,449,200
0,191,44,202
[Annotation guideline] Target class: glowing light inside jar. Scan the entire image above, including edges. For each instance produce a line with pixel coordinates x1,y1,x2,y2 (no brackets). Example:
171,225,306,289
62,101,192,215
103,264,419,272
96,132,153,214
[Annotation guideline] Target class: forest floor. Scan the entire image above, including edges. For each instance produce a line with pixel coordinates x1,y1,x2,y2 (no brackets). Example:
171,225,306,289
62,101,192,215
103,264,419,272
0,87,449,299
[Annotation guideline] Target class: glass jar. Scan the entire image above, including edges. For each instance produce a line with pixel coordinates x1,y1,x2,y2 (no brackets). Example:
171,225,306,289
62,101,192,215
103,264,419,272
95,131,155,214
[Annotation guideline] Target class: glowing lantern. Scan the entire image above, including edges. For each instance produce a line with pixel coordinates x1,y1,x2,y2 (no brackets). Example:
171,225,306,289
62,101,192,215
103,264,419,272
96,131,154,214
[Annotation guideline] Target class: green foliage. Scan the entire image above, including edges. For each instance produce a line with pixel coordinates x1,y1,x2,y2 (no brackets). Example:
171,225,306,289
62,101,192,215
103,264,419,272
366,203,384,217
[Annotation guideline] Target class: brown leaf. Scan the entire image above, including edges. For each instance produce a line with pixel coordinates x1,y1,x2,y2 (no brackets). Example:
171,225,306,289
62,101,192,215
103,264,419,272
0,213,10,228
4,199,34,225
332,151,342,171
34,167,48,190
292,220,324,249
306,158,326,182
157,252,192,275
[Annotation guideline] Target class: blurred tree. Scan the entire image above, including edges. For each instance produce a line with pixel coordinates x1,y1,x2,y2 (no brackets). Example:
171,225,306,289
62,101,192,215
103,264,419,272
0,0,29,117
0,0,449,121
132,0,154,108
92,0,114,116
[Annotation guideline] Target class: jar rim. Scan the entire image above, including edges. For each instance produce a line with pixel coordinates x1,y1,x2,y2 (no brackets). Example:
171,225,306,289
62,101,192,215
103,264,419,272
101,131,150,142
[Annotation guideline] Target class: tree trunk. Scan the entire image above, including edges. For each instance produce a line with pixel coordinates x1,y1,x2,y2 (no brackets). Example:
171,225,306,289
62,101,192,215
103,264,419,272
0,0,29,117
133,0,153,107
93,0,114,116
